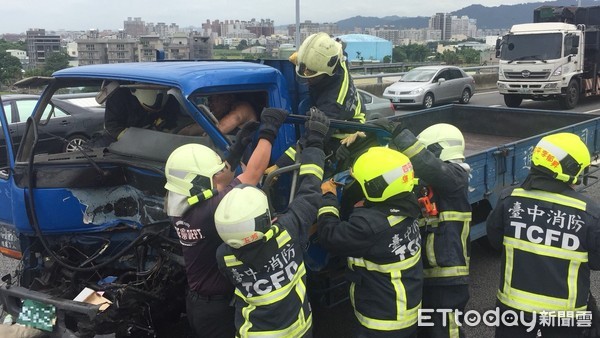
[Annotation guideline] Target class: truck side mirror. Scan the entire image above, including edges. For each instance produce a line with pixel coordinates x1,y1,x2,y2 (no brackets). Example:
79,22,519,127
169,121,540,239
495,38,501,58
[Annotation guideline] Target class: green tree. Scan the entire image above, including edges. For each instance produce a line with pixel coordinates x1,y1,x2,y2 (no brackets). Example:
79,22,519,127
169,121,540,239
383,55,391,63
44,52,70,73
0,39,26,52
441,50,460,65
236,40,249,51
0,51,23,87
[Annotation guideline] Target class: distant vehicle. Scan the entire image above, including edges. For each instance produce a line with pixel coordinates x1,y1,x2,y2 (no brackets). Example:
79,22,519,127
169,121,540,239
382,65,475,109
0,94,105,165
358,89,395,120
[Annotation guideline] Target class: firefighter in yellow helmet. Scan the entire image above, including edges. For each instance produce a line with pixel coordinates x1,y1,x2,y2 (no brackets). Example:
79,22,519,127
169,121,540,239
388,123,472,338
213,108,330,337
486,132,600,337
317,146,423,337
163,107,288,337
266,32,367,176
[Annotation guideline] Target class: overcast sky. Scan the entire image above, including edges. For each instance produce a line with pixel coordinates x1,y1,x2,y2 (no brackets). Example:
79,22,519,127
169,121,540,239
3,0,543,34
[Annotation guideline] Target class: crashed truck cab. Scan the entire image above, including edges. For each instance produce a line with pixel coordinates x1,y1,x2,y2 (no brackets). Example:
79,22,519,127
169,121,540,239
0,61,304,336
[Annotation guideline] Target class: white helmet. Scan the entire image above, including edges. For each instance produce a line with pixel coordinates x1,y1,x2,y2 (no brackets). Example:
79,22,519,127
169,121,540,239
417,123,465,162
164,144,225,199
214,185,272,249
131,88,168,112
296,32,343,78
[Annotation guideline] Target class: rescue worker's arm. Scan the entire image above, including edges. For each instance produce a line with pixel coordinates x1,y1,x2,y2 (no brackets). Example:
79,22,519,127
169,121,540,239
236,108,288,186
485,190,510,250
276,146,325,241
218,101,258,135
316,196,378,257
275,109,329,243
389,128,465,192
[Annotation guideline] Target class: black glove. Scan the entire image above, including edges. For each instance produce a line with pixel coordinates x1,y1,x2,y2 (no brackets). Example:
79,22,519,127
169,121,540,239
370,118,403,138
304,107,330,149
335,144,351,162
258,108,289,144
226,120,260,169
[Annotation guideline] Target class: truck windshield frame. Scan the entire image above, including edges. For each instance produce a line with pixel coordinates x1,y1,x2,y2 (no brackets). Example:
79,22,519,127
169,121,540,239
501,33,563,61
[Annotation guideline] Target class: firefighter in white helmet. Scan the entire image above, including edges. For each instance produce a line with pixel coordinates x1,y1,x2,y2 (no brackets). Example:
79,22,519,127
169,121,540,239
214,107,330,337
316,146,423,337
267,32,367,176
388,123,472,338
102,86,183,141
163,107,288,337
487,132,600,337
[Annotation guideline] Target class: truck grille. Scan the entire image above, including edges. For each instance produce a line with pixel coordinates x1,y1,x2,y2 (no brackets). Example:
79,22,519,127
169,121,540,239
504,71,550,80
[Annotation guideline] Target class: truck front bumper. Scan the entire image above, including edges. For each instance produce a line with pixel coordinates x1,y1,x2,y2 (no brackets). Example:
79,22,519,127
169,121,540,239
497,80,563,96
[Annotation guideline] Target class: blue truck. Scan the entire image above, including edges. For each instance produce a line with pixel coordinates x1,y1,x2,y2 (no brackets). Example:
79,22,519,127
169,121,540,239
0,59,599,337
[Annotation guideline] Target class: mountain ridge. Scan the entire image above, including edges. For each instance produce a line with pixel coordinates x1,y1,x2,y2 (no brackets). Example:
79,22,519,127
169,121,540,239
335,0,600,30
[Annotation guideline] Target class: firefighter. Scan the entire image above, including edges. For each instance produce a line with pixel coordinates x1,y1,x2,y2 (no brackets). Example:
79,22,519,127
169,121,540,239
163,108,288,338
317,146,423,337
266,32,366,176
388,123,472,338
213,108,330,337
486,132,600,338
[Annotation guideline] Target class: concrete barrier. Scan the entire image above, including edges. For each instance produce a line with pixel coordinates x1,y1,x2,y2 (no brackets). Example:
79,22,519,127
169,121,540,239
356,73,498,97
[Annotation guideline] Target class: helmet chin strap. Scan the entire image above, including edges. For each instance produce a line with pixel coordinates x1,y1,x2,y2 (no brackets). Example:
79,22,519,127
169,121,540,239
187,189,218,206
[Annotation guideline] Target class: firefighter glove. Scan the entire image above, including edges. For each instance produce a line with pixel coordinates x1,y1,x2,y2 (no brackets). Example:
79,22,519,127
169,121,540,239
304,107,330,149
258,108,289,144
226,120,260,169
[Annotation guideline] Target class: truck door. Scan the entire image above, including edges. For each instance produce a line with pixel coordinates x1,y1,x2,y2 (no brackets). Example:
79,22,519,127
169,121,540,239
0,97,19,258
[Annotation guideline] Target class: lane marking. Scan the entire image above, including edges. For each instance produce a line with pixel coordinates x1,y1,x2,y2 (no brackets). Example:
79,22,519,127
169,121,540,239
584,108,600,114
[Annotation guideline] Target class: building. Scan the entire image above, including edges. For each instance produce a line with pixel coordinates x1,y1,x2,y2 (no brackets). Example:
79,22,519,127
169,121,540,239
124,17,147,38
336,34,393,63
26,29,61,68
6,49,29,68
451,16,477,39
138,35,163,62
75,29,137,65
164,33,190,60
189,34,213,60
429,13,452,41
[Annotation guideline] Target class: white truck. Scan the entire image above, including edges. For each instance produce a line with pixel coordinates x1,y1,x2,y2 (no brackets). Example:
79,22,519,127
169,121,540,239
496,6,600,109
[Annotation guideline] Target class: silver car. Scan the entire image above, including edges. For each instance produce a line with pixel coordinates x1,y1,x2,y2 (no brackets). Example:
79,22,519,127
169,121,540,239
383,65,475,109
358,89,395,120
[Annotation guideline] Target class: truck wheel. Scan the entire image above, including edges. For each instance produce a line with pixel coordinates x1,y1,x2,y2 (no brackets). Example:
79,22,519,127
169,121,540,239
423,93,434,109
559,80,579,110
503,95,522,108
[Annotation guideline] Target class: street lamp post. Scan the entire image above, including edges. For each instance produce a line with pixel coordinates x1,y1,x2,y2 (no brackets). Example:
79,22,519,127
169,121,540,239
295,0,300,49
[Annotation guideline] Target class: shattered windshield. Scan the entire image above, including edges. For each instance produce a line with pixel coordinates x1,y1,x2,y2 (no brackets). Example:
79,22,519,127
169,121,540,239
500,33,562,61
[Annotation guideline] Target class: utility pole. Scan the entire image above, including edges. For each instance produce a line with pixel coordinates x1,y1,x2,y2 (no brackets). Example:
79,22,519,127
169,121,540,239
295,0,300,49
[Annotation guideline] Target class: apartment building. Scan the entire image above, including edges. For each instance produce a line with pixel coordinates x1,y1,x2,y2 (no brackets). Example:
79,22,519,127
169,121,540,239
26,29,61,68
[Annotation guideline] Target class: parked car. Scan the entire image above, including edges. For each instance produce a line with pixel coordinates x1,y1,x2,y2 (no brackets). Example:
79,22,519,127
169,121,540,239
0,94,105,166
358,89,396,120
382,65,475,109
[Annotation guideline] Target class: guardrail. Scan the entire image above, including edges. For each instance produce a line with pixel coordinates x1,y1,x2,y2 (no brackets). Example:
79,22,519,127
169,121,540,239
352,65,500,84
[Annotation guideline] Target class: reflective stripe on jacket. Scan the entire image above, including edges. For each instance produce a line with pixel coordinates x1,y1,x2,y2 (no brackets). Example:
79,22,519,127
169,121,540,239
487,186,600,314
317,200,423,332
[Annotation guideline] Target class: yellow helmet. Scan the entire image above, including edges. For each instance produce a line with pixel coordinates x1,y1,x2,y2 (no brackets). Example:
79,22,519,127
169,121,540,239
164,144,225,197
131,88,168,112
532,132,590,184
417,123,465,162
351,147,416,202
296,32,343,78
214,184,272,249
